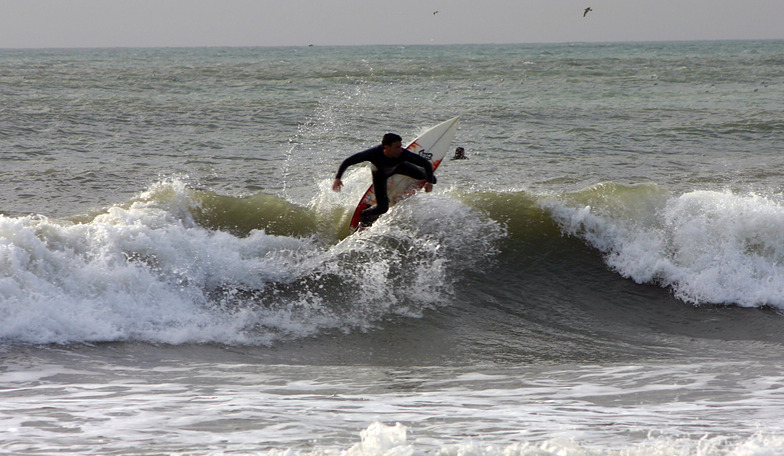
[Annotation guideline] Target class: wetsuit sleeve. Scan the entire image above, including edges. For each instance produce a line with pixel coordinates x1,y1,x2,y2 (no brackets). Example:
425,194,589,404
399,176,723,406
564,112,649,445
402,151,436,183
335,148,375,180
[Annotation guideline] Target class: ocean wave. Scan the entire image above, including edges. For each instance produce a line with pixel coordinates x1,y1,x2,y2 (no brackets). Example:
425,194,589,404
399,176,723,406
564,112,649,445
4,178,784,347
0,180,503,346
542,183,784,307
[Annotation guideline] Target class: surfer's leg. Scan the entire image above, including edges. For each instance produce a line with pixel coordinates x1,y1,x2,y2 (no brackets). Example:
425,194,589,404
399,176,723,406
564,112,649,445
392,163,437,183
360,172,389,223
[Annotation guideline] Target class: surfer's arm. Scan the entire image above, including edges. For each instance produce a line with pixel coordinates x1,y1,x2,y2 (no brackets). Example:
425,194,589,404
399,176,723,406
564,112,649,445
335,148,375,180
402,151,436,184
333,147,378,192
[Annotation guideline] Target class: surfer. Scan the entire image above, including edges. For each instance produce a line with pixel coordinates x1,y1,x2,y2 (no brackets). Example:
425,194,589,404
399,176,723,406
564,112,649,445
452,146,467,160
333,133,437,225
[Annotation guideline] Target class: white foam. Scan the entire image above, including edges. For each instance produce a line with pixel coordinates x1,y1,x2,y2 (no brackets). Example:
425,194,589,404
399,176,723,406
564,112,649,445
0,180,323,345
547,189,784,307
266,422,784,456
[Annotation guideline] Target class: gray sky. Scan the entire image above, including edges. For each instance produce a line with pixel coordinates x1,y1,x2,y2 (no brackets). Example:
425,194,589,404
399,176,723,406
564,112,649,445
1,0,782,48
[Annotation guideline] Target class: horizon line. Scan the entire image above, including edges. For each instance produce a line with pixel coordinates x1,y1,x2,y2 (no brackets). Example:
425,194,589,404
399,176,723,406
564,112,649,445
2,37,783,52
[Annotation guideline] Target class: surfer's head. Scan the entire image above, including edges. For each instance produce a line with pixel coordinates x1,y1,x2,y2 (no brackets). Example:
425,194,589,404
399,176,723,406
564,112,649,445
382,133,401,146
382,133,403,158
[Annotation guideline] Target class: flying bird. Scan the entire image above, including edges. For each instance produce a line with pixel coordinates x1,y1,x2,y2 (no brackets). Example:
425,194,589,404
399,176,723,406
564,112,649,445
433,10,439,15
583,7,592,17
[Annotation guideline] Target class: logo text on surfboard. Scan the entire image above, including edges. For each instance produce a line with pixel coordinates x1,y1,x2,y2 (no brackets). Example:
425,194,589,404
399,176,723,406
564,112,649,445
408,142,432,160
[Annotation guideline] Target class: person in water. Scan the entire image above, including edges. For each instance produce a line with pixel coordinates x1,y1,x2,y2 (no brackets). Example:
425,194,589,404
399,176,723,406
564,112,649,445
332,132,436,225
452,146,467,160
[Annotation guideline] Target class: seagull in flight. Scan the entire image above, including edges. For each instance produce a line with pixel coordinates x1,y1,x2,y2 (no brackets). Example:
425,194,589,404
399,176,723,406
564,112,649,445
583,7,592,17
433,10,439,15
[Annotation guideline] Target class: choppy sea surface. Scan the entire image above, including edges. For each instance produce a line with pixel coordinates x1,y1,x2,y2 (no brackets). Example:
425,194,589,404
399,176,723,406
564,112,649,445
2,40,784,455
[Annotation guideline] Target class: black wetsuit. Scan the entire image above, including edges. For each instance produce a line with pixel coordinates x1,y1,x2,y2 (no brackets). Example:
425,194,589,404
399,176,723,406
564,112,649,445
335,144,436,218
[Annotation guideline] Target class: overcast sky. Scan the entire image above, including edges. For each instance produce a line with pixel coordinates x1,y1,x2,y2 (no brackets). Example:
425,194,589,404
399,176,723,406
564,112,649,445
1,0,782,49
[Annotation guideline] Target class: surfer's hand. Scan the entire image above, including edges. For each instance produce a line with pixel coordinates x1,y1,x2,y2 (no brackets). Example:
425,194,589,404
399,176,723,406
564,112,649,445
424,182,433,193
332,178,343,192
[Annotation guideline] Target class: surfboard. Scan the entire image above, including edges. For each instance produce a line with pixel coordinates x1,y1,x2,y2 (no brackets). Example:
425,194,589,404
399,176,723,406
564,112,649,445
349,116,460,232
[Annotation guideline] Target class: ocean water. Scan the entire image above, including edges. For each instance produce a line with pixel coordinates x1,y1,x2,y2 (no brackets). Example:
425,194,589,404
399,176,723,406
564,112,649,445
2,40,784,455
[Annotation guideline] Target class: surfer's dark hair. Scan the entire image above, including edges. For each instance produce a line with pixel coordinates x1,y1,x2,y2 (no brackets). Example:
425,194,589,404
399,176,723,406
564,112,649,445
382,133,402,146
